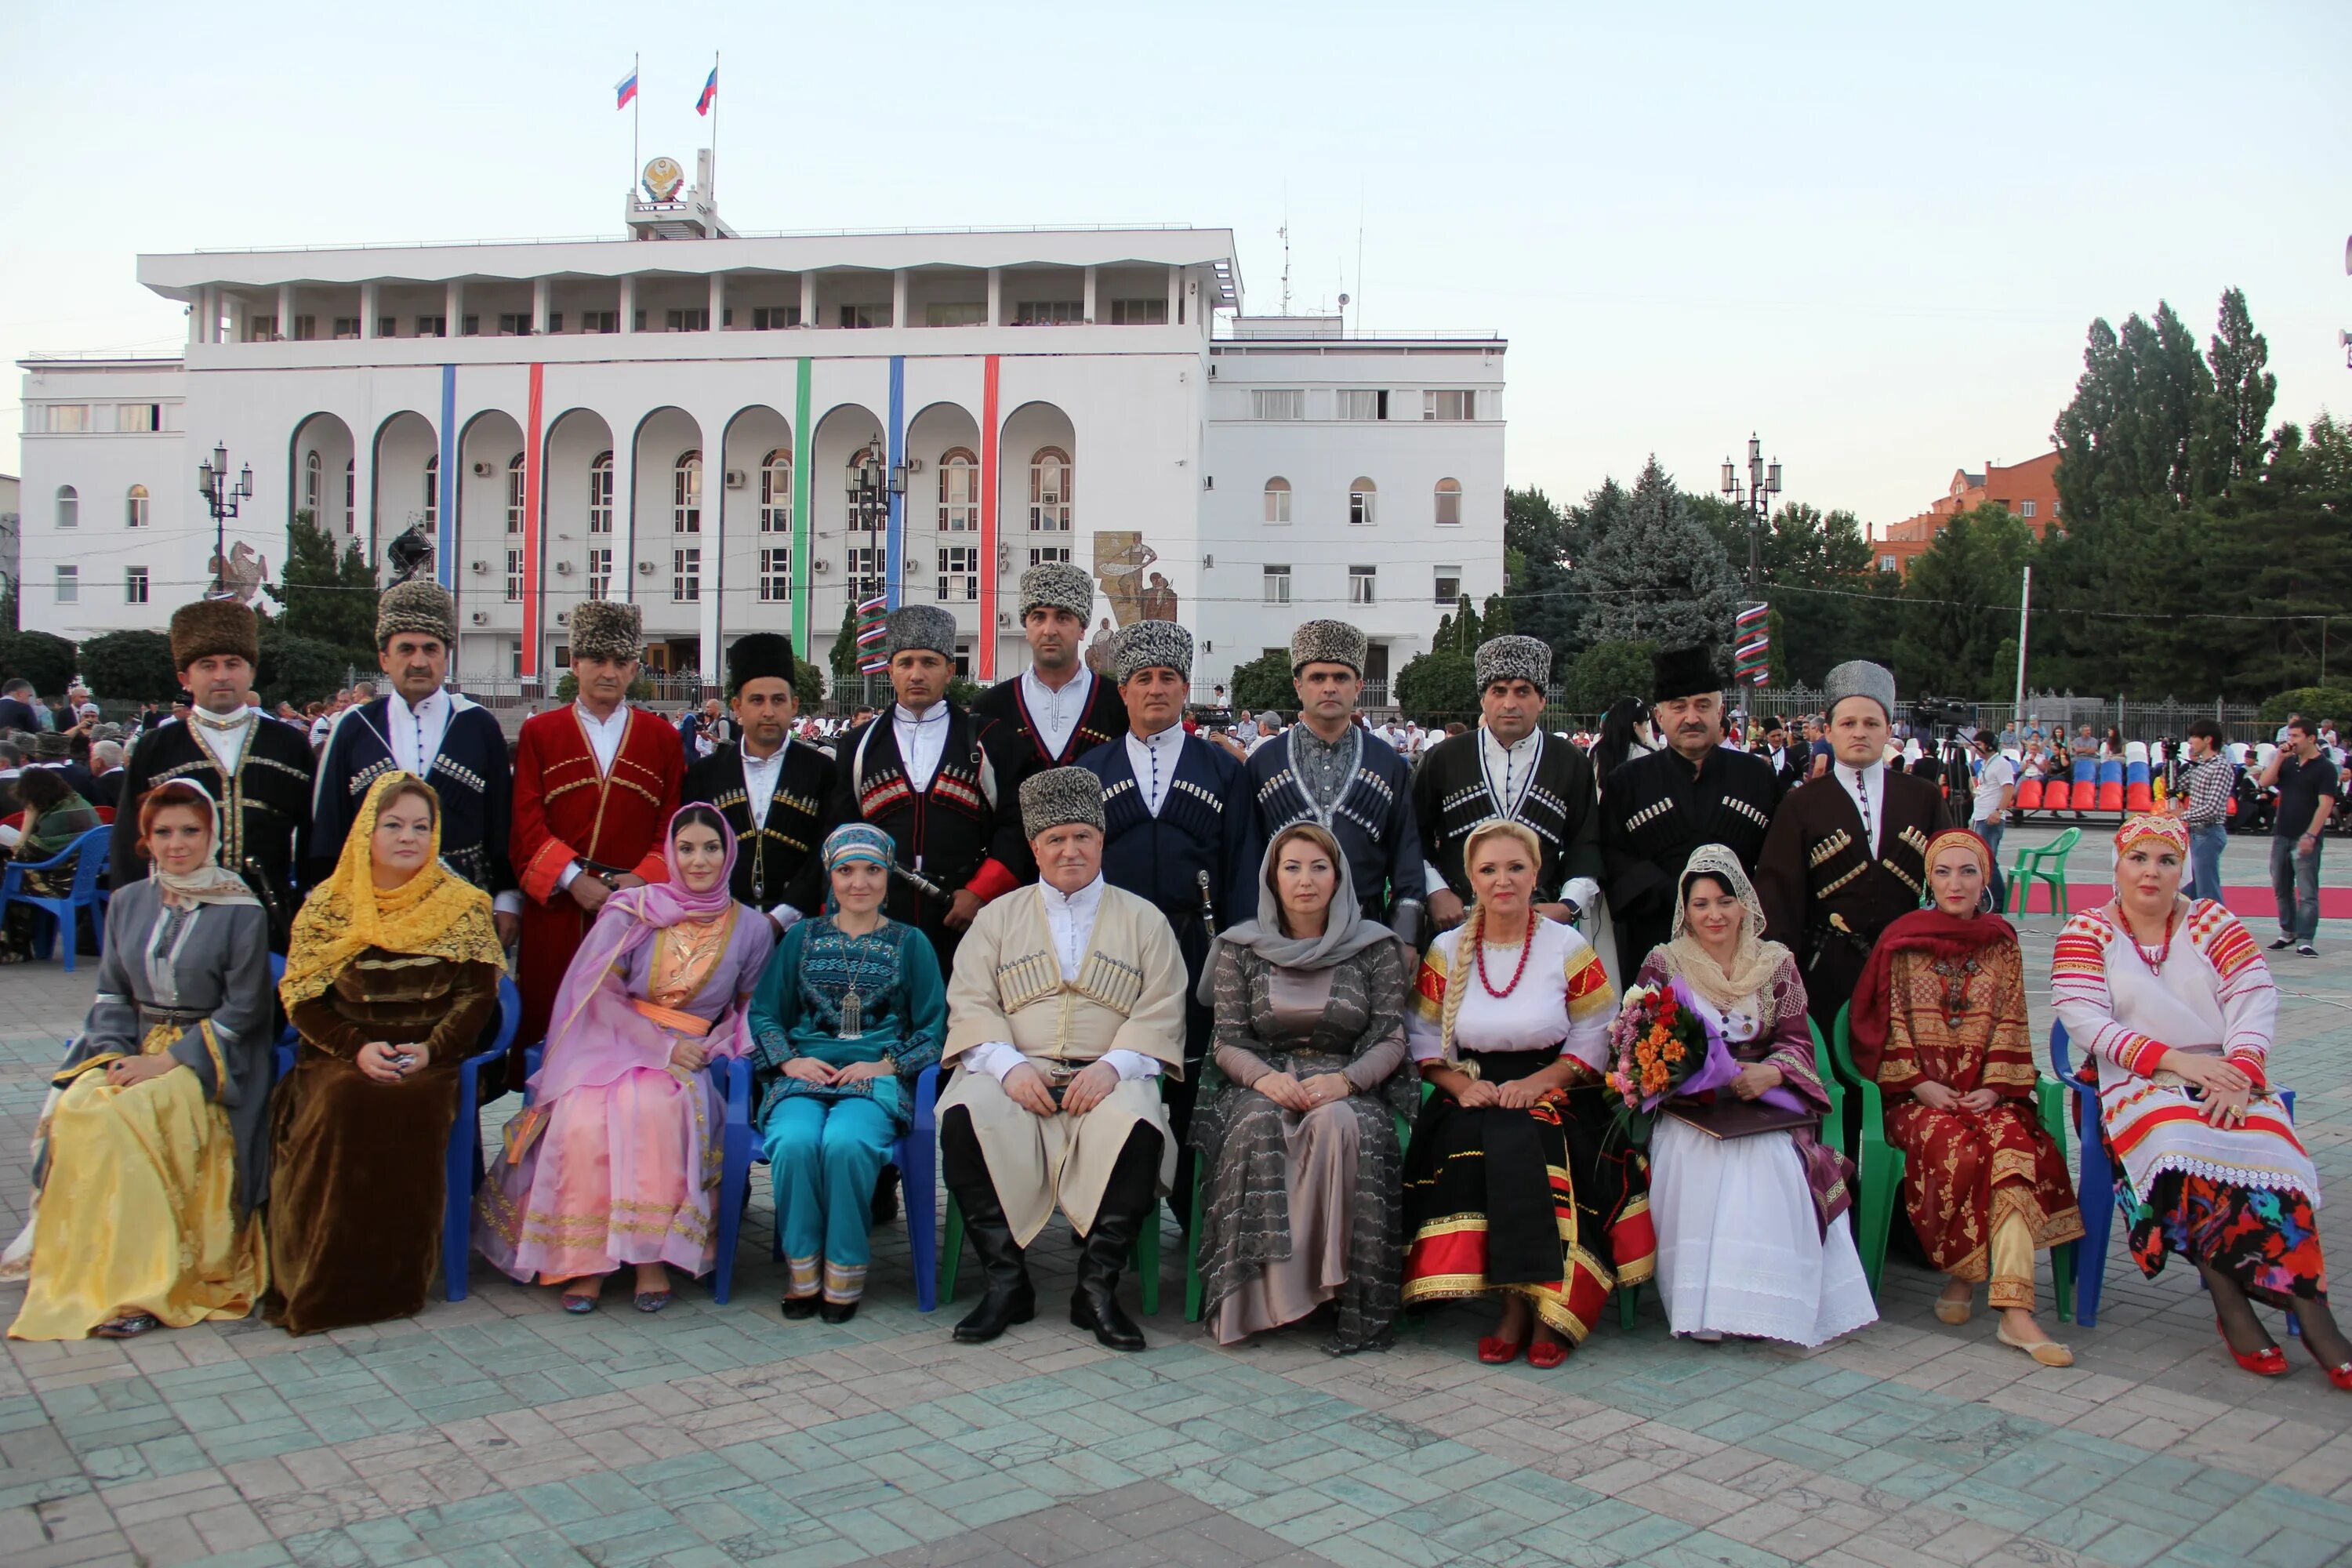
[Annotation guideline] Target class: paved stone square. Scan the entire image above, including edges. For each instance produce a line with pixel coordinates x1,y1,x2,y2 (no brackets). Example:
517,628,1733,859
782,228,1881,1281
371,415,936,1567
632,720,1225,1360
0,824,2346,1568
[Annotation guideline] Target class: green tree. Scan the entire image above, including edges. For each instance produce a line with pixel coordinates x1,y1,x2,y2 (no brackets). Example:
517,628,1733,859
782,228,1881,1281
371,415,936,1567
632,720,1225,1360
1228,648,1295,716
2206,422,2352,699
2200,286,2276,490
78,630,180,705
254,628,352,708
1508,482,1602,659
2052,299,2219,522
279,510,380,665
1393,648,1479,726
0,630,78,697
1480,592,1514,637
1560,639,1657,716
1577,457,1740,657
1429,595,1483,657
1893,505,2038,699
828,597,864,687
2258,687,2352,725
793,657,827,711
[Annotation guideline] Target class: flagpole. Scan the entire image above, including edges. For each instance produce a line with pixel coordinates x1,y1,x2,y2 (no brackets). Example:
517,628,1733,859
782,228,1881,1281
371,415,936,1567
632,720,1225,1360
709,50,720,195
631,52,640,184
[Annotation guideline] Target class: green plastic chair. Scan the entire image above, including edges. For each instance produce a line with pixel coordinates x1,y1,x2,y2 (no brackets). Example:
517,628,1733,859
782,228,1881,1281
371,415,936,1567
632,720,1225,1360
2005,826,2082,916
2033,1072,2077,1323
940,1195,1160,1316
1824,1006,1904,1297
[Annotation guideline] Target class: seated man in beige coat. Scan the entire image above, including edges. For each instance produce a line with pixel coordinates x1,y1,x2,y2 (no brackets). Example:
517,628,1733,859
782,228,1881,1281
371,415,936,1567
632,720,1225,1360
938,766,1187,1350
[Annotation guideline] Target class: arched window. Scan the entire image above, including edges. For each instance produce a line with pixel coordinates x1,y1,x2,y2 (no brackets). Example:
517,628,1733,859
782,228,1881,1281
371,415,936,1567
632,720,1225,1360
1262,477,1291,524
761,448,791,534
125,485,149,528
506,451,526,534
1434,477,1462,527
344,458,356,532
674,449,702,533
938,448,978,532
588,451,614,534
1029,447,1072,532
55,485,77,528
423,456,438,530
304,450,321,514
1348,476,1377,527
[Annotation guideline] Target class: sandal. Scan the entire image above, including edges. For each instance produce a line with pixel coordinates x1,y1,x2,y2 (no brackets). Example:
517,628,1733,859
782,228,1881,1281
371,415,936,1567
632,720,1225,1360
1995,1323,2073,1367
93,1312,160,1338
1475,1335,1525,1365
560,1290,600,1315
1526,1339,1568,1370
633,1290,672,1314
1934,1287,1974,1326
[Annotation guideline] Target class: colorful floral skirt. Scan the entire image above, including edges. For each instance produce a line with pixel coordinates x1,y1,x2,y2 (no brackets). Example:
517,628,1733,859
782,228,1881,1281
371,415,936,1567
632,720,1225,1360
2129,1171,2327,1308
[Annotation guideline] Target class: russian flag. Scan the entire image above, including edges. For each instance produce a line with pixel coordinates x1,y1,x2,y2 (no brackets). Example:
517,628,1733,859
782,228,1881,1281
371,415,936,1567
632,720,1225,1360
695,67,717,114
615,67,637,110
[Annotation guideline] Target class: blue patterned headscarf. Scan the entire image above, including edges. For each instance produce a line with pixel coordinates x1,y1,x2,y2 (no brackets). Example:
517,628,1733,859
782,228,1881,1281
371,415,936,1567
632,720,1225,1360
818,823,895,916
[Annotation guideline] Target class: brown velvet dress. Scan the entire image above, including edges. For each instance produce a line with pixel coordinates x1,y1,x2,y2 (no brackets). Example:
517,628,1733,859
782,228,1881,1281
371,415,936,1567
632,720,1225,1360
266,950,502,1334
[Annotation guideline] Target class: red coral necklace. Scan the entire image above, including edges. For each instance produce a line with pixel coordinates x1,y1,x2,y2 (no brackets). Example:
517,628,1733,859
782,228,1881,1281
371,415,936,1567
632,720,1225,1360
1477,917,1537,998
2126,906,2178,975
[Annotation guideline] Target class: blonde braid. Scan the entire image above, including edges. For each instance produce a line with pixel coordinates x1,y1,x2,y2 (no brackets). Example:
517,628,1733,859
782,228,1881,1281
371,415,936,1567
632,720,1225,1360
1438,904,1482,1065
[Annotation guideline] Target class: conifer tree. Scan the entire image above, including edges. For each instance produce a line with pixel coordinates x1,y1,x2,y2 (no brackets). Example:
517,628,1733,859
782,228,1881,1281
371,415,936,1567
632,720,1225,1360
1576,457,1740,658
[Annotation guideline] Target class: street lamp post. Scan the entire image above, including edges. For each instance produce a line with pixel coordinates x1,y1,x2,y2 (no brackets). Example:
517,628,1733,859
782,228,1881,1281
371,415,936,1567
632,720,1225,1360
1719,434,1783,601
844,441,909,704
195,443,254,598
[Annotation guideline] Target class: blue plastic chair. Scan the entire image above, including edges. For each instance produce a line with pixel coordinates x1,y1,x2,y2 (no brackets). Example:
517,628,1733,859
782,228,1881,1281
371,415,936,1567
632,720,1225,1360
2050,1019,2292,1330
0,824,113,970
713,1058,940,1310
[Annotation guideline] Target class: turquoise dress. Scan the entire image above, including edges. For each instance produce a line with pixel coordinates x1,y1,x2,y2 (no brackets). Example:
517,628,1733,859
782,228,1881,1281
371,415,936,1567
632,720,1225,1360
748,916,946,1304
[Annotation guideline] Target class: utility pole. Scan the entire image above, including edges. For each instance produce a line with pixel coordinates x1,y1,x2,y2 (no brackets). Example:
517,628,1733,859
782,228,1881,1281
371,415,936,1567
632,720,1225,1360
2013,564,2031,719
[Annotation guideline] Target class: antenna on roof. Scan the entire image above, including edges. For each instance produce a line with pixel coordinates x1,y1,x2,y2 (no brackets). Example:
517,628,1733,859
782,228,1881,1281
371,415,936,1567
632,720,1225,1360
1278,215,1291,317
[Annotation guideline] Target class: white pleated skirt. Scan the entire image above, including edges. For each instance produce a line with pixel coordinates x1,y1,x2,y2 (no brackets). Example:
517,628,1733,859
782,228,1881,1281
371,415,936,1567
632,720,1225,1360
1650,1117,1878,1347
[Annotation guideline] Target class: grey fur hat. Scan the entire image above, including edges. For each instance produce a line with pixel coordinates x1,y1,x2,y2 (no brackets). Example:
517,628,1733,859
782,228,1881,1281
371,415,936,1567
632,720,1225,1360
1018,561,1094,622
1019,765,1105,840
569,600,644,664
376,579,457,650
1824,659,1897,722
887,605,958,660
1112,620,1192,684
1475,635,1551,692
1290,619,1367,675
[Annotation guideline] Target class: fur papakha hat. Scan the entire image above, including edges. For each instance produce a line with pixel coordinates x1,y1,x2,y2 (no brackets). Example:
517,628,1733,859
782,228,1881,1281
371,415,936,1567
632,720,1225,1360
887,605,959,661
724,632,797,697
1019,765,1105,841
1018,561,1094,623
1650,644,1722,705
1475,635,1552,692
169,598,259,672
1290,619,1367,675
1824,659,1897,723
1112,620,1192,684
569,600,644,664
376,579,457,650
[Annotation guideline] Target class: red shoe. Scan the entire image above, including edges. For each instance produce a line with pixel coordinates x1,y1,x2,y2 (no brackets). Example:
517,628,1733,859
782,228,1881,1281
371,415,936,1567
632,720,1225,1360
2219,1318,2288,1377
2301,1337,2352,1390
1527,1339,1569,1370
1476,1335,1526,1365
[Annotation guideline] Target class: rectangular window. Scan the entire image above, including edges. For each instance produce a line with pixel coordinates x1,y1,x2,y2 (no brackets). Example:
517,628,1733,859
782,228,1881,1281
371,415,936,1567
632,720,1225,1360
244,314,278,342
554,643,571,668
1250,389,1304,421
751,306,801,329
1434,567,1461,605
1014,299,1082,325
1029,546,1070,567
760,547,793,602
416,314,446,338
1335,390,1387,421
1108,297,1167,325
633,309,647,332
579,310,618,334
332,317,361,339
1348,565,1377,605
35,404,90,434
377,315,397,337
54,565,78,604
937,546,979,602
666,308,710,332
290,314,317,341
847,546,885,605
1264,484,1291,524
586,547,612,599
506,548,524,603
461,314,479,336
673,547,701,602
925,301,985,327
1424,390,1476,421
1262,564,1291,606
546,312,564,333
2021,500,2037,518
1350,486,1377,527
1878,554,1898,573
125,566,148,604
115,404,158,433
837,304,887,329
510,639,524,679
499,313,532,336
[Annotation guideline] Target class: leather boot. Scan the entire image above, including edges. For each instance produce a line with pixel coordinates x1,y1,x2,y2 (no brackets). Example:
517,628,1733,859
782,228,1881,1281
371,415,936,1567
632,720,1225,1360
949,1181,1034,1343
1070,1128,1160,1352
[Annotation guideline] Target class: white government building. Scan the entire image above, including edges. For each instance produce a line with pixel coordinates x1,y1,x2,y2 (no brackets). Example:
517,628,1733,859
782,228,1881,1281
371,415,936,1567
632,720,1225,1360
17,160,1505,702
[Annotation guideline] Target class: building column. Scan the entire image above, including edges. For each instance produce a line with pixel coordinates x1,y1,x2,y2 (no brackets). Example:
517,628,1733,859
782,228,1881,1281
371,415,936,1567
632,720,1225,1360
800,271,817,329
278,283,296,341
1167,265,1181,323
700,411,724,688
445,279,464,338
892,268,909,330
1083,266,1098,324
187,288,205,346
707,271,726,332
361,281,380,339
532,278,551,336
987,267,1003,326
620,274,638,334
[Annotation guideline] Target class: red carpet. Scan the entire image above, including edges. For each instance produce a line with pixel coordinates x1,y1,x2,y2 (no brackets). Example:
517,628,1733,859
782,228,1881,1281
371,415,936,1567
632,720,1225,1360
2009,884,2352,919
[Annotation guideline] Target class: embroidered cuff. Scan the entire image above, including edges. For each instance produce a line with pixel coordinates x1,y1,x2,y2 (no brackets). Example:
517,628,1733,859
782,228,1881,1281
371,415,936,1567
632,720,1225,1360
965,858,1020,905
523,839,583,902
2225,1051,2269,1091
2127,1036,2169,1078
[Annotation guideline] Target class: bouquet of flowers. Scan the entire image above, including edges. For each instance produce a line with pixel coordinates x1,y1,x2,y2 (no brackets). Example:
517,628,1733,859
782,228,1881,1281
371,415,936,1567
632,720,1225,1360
1604,975,1740,1144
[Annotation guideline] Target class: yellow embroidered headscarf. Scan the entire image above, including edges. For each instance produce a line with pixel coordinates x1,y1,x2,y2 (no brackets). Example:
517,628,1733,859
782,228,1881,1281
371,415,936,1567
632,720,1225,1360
280,771,507,1009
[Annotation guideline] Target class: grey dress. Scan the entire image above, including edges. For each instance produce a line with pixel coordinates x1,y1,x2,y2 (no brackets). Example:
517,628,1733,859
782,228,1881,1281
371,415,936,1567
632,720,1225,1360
1191,938,1415,1352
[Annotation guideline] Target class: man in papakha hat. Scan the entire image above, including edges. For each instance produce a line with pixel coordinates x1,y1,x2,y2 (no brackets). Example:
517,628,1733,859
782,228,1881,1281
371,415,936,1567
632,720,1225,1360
813,604,1029,975
111,598,317,949
310,579,520,944
1756,659,1952,1032
1241,619,1423,941
1597,643,1780,978
973,562,1130,788
936,767,1187,1352
1413,634,1604,936
509,600,683,1068
1076,620,1260,1203
684,632,834,928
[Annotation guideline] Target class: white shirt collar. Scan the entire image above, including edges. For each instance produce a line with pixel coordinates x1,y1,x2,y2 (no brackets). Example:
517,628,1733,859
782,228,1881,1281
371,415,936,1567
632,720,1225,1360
1041,873,1105,914
1019,666,1092,757
1041,873,1107,980
895,700,946,724
574,700,631,775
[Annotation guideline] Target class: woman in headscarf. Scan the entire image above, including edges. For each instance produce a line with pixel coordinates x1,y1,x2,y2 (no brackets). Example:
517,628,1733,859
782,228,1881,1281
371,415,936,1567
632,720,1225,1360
1192,822,1415,1354
478,804,774,1312
1850,829,2082,1365
270,772,506,1334
747,823,944,1323
1402,818,1647,1366
2052,815,2350,1388
1635,844,1876,1347
8,779,271,1339
0,765,102,964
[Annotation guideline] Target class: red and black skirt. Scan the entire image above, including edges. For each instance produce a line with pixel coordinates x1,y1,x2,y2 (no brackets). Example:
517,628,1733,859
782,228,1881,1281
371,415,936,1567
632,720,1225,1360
1400,1048,1655,1342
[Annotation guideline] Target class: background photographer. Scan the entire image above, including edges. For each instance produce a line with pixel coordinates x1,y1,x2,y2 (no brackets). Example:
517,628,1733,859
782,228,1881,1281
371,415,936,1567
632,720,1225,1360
1968,730,2015,910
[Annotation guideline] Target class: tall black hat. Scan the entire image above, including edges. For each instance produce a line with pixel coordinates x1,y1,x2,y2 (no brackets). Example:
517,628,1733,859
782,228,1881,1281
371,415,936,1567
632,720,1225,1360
725,633,797,698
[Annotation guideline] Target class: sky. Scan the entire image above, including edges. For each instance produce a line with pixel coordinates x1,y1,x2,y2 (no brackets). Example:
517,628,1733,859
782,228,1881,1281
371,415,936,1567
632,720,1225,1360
5,0,2349,533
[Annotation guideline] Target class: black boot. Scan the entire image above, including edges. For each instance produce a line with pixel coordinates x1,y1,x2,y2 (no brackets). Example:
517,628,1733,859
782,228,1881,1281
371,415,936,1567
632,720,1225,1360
1069,1127,1160,1352
944,1112,1034,1344
871,1167,899,1226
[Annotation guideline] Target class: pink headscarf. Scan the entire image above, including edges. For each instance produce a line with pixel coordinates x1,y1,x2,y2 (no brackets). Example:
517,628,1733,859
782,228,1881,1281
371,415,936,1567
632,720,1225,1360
530,806,752,1102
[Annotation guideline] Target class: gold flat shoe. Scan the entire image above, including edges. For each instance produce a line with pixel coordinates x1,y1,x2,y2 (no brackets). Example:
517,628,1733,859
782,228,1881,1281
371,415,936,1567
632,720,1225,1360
1996,1323,2073,1367
1933,1296,1973,1325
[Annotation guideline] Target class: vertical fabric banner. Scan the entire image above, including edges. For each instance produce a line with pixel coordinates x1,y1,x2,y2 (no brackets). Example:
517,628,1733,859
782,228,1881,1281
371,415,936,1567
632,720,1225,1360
979,355,1001,681
885,356,906,611
521,363,544,678
792,358,812,652
435,364,457,588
